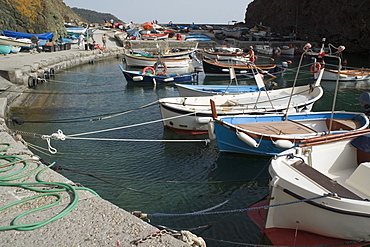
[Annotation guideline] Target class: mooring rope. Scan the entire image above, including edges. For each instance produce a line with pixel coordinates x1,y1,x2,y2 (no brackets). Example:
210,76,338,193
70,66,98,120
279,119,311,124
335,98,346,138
66,111,196,137
142,193,332,218
10,110,211,154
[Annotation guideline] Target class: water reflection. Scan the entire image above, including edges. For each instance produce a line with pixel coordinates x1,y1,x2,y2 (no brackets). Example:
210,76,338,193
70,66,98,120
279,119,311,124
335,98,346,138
7,53,370,246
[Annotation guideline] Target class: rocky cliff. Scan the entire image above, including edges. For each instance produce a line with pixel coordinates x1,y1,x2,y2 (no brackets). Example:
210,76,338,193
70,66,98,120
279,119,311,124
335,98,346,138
0,0,81,40
245,0,370,53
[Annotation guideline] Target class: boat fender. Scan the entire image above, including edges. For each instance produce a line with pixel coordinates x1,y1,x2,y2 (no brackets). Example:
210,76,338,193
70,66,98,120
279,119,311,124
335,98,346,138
133,76,144,81
28,76,37,88
196,117,212,124
142,66,155,75
281,61,288,68
208,121,216,140
310,62,321,74
273,139,294,149
236,131,258,148
163,77,174,82
49,68,55,77
221,69,230,72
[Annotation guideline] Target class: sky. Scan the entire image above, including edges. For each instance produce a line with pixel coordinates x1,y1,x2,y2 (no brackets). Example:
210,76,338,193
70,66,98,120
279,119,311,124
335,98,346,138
62,0,253,25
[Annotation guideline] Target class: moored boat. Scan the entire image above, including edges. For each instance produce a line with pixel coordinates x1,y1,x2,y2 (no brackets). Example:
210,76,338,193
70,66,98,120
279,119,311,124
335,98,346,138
175,84,262,97
276,45,295,56
202,57,286,77
313,67,370,81
265,129,370,242
202,47,249,62
211,111,369,155
124,53,192,68
118,65,198,84
159,69,324,135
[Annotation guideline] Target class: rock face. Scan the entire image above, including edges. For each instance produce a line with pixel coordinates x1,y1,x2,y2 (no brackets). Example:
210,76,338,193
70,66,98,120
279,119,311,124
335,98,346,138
0,0,81,40
245,0,370,53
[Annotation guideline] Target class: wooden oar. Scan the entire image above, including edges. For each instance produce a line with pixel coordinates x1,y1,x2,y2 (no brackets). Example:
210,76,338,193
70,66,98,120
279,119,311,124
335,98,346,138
243,62,277,78
210,99,217,119
299,128,370,147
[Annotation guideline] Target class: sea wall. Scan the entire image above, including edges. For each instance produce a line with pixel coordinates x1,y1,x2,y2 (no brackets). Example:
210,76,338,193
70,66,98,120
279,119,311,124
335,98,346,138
245,0,370,53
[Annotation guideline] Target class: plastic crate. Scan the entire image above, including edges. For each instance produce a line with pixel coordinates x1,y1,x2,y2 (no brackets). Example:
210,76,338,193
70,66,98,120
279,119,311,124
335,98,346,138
42,45,54,52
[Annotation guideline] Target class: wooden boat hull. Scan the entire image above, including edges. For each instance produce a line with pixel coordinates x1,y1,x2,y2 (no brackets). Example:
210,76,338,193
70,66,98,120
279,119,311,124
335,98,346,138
203,50,248,62
266,133,370,241
130,49,195,59
159,84,323,135
124,54,192,68
118,65,197,84
314,68,370,81
213,111,369,155
202,58,285,77
0,36,32,47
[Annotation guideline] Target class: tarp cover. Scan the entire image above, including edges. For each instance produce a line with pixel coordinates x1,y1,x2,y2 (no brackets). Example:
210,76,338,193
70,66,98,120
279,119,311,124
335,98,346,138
351,134,370,153
2,30,54,40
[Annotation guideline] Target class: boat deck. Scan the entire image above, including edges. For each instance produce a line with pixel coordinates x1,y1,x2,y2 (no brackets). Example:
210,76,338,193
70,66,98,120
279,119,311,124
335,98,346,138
291,160,362,199
234,119,362,135
235,120,317,135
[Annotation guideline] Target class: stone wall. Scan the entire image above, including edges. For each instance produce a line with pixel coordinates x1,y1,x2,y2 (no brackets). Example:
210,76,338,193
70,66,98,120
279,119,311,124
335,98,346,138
245,0,370,53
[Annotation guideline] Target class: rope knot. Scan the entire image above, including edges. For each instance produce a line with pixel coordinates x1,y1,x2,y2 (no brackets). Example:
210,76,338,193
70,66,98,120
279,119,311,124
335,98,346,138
41,129,66,154
51,129,66,140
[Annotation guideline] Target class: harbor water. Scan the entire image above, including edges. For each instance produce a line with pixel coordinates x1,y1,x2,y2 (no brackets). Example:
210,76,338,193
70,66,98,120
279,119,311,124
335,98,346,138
8,51,370,246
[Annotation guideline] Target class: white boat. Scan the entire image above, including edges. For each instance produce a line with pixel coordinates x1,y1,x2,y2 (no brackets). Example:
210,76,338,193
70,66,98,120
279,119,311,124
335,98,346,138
277,45,295,55
203,47,249,62
124,53,192,68
159,68,324,135
254,44,275,55
265,129,370,241
222,28,243,38
0,35,33,47
314,67,370,81
175,84,261,97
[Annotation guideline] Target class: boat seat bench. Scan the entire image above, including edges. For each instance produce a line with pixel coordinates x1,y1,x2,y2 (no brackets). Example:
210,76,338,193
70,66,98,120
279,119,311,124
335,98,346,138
291,160,362,199
326,119,362,131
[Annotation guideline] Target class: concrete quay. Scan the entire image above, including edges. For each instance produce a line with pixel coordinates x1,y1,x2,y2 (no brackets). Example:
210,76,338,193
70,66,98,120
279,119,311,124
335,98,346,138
0,30,196,246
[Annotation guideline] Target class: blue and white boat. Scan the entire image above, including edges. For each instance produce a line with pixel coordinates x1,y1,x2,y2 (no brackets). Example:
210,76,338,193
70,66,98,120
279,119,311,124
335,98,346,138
2,30,54,40
176,83,262,97
185,34,211,41
118,65,198,84
210,111,369,156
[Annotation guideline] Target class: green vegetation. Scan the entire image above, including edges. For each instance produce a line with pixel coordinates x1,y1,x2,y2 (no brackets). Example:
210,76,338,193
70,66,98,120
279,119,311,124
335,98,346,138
71,7,123,24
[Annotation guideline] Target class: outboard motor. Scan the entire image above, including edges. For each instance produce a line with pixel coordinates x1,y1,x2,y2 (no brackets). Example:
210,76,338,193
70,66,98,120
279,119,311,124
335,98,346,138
360,92,370,116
